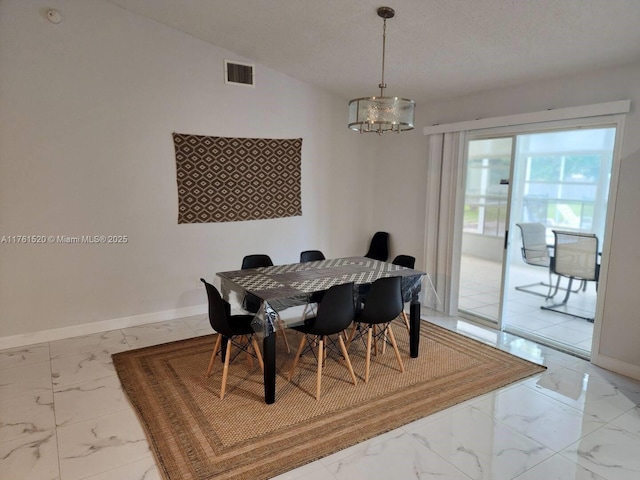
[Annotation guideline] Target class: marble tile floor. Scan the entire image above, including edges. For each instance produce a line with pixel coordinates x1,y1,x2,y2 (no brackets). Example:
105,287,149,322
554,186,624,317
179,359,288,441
1,314,639,480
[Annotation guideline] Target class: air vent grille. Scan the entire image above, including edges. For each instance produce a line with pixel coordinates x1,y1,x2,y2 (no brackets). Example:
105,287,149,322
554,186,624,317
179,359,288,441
224,60,255,87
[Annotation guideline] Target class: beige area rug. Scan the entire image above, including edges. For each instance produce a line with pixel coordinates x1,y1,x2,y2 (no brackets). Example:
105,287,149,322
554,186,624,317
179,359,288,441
112,321,545,480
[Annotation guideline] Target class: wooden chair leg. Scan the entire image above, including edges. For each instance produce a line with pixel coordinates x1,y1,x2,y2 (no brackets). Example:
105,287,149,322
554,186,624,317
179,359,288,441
220,340,232,399
401,311,410,331
244,336,254,369
365,326,373,383
372,325,378,356
206,334,222,378
338,335,357,385
345,322,358,350
277,316,291,353
381,325,387,355
323,336,329,365
251,336,264,373
288,334,307,381
316,337,324,400
386,324,405,373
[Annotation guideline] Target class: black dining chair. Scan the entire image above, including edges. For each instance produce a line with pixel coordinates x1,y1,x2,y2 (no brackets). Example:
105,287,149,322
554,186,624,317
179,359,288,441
287,282,357,400
241,254,274,270
300,250,326,262
346,276,405,383
364,232,389,262
240,254,291,352
300,250,327,305
201,278,264,399
240,254,273,314
392,255,416,331
392,255,415,269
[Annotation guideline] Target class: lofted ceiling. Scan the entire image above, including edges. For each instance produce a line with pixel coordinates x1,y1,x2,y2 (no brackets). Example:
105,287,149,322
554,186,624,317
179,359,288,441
106,0,640,104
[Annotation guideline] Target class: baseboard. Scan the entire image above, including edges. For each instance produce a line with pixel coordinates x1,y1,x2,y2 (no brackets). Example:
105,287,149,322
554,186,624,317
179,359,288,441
591,352,640,381
0,304,208,350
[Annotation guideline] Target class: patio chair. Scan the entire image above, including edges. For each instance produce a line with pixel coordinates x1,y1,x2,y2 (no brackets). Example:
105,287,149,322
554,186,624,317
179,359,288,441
540,230,600,322
515,222,560,298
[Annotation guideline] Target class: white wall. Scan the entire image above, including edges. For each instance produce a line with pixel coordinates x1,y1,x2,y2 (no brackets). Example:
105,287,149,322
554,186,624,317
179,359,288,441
369,129,429,264
0,0,377,343
374,62,640,376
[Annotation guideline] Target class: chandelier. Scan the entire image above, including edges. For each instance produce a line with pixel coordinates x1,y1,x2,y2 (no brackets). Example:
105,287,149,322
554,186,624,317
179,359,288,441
348,6,415,134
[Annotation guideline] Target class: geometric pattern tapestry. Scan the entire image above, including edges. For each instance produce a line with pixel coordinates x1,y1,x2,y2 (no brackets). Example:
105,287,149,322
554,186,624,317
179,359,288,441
173,133,302,223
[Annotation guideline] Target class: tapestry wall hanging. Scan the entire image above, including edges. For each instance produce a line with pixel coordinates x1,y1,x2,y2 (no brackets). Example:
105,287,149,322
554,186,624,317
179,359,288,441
173,133,302,223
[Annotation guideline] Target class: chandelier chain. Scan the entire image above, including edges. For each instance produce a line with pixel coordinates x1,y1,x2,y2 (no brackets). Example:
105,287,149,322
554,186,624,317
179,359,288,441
379,17,387,95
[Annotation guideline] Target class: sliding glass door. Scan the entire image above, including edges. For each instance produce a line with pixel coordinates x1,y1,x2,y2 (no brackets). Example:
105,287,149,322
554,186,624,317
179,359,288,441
501,127,615,354
457,124,617,356
458,137,514,323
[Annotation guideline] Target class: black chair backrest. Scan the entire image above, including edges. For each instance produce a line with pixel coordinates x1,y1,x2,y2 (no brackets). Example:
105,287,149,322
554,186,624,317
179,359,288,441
358,276,403,325
392,255,415,269
300,250,325,262
240,255,273,313
200,279,234,338
309,282,355,336
241,254,273,269
365,231,389,262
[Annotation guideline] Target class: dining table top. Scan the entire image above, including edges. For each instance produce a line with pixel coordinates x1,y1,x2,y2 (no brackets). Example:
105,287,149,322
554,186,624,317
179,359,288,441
217,256,425,314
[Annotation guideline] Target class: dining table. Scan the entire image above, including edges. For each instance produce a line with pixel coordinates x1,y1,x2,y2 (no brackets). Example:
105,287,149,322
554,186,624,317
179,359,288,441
217,256,425,404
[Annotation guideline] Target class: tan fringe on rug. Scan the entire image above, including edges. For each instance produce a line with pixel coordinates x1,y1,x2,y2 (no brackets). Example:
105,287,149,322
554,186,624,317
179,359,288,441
113,320,545,480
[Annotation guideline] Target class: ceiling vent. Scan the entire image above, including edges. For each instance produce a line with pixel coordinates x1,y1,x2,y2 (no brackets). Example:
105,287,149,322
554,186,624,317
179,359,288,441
224,60,255,87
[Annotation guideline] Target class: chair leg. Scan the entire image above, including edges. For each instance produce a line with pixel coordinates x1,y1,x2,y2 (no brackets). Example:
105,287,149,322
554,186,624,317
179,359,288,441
251,336,264,373
220,340,232,399
338,335,357,386
206,334,222,378
287,334,307,381
372,325,379,356
365,326,373,383
546,273,562,299
386,324,405,373
401,311,410,331
316,337,324,400
244,336,254,369
541,277,596,322
543,276,574,308
277,316,291,353
345,322,358,350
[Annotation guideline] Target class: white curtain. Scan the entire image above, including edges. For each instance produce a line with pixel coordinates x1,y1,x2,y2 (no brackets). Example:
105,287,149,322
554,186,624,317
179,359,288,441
423,132,463,313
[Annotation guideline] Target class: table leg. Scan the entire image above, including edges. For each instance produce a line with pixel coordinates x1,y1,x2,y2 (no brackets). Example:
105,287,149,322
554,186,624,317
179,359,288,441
263,329,276,404
409,298,420,358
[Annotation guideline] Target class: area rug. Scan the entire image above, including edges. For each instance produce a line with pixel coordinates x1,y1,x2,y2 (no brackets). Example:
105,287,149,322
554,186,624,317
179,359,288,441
112,321,545,480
